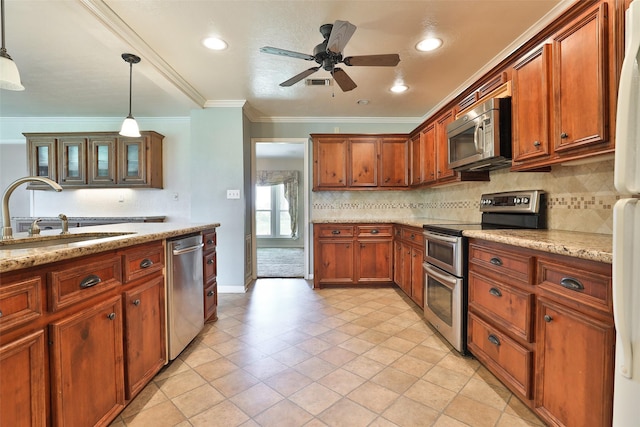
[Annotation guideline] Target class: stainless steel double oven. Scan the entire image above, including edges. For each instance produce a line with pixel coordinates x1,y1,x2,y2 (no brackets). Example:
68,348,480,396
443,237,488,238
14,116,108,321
422,190,546,354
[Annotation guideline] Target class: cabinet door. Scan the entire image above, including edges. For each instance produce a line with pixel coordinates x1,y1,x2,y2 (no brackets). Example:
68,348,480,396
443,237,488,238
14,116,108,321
512,45,552,163
204,281,218,321
435,110,456,181
50,296,125,427
88,136,117,185
314,137,348,189
27,137,57,183
58,137,87,185
315,239,354,285
379,137,408,187
410,134,423,185
356,239,393,284
0,330,46,427
349,137,378,187
535,298,614,427
124,276,166,399
410,246,424,307
553,3,608,153
422,124,437,184
393,240,404,287
118,137,148,185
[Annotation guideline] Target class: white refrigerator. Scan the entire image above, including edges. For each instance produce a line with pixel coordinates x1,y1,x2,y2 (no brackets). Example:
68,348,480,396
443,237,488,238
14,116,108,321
613,0,640,425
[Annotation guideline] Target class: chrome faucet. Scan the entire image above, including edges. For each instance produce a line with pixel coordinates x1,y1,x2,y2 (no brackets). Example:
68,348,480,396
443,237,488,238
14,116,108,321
2,176,63,240
58,214,69,235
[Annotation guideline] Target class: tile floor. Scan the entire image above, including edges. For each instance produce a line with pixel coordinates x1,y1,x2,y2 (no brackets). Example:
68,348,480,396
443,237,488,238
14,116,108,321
110,279,545,427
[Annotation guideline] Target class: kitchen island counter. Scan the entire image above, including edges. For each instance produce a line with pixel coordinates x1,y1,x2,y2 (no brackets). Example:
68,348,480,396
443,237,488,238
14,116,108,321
0,222,220,273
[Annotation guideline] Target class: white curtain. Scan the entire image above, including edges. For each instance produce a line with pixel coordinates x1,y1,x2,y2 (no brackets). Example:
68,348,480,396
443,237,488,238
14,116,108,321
256,170,299,238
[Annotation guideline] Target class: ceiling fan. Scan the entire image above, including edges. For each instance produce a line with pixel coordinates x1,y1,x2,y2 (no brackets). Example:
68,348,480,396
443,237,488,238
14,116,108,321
260,20,400,92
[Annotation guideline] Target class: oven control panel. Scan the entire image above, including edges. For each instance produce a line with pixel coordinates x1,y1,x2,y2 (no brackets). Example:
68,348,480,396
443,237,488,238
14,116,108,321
480,190,545,213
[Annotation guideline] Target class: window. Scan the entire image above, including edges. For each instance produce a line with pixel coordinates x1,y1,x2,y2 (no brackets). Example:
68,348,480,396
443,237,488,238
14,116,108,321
256,184,291,237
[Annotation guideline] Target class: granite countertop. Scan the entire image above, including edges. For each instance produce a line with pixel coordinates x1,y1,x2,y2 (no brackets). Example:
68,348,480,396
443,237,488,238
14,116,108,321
463,229,612,264
1,222,220,273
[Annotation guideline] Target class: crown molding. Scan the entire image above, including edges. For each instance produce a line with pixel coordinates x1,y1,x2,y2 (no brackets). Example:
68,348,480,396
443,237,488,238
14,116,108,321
250,116,422,124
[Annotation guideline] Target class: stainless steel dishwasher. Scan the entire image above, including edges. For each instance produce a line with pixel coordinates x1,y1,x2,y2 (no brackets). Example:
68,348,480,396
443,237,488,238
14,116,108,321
166,233,204,360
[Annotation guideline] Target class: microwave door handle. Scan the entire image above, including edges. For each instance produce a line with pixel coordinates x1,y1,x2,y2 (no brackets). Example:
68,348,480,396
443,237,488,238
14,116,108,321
474,122,484,153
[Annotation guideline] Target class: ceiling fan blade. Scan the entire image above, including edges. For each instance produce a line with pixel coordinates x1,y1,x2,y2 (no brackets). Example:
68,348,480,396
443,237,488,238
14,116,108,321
280,67,320,87
260,46,314,61
343,54,401,67
331,68,357,92
327,20,357,53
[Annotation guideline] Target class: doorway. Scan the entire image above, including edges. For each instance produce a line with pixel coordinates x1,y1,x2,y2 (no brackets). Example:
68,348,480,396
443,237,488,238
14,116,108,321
251,138,309,279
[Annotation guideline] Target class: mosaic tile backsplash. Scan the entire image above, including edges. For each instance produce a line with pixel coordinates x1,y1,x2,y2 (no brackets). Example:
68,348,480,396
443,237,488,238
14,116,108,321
312,158,619,234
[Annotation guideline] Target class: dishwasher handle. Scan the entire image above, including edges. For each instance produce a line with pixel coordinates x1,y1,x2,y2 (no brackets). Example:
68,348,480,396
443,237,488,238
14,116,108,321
172,243,204,256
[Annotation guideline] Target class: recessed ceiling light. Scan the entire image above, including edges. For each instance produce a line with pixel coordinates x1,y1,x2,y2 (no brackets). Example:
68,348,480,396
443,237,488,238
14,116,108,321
416,38,442,52
390,84,408,93
357,99,370,105
203,37,228,51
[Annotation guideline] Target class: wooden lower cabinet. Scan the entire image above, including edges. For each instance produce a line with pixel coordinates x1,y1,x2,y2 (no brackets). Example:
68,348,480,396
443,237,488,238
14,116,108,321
49,295,125,427
315,237,356,286
0,330,47,427
393,226,424,307
202,228,218,322
467,238,614,427
356,238,393,284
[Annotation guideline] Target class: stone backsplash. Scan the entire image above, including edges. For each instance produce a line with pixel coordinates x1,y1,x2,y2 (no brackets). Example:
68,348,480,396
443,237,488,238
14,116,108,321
312,159,618,234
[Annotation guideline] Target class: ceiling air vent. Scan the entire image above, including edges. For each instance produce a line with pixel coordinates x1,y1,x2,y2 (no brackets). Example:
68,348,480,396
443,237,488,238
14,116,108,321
306,78,333,86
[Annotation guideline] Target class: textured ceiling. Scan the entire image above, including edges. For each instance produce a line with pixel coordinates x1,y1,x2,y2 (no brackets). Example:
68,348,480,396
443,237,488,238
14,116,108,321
0,0,566,121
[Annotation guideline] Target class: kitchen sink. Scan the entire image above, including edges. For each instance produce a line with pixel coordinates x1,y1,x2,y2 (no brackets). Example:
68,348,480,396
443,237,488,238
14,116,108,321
0,232,135,250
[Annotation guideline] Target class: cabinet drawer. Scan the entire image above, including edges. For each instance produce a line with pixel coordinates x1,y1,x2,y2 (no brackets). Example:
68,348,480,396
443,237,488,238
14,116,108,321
316,225,354,237
357,225,393,237
469,272,534,342
0,275,43,333
49,254,122,311
121,242,164,283
204,250,217,283
469,243,534,286
468,313,533,399
203,230,217,253
537,257,612,314
401,227,422,244
204,281,217,321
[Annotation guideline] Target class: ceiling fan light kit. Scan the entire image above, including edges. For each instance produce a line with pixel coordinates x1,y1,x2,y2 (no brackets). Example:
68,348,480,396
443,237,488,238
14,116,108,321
0,0,24,91
119,53,142,138
260,20,400,92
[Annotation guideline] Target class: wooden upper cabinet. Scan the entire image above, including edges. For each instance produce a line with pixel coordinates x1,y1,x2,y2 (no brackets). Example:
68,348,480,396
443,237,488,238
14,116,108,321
422,124,437,185
553,3,609,154
88,136,117,186
26,137,57,188
58,137,87,186
512,45,552,163
349,137,378,187
435,109,455,181
410,133,423,185
314,136,348,189
379,137,408,187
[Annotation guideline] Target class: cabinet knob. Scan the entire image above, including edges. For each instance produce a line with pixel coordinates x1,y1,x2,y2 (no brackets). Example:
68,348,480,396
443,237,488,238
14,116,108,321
0,310,3,318
489,257,503,266
410,234,415,240
370,229,379,234
560,132,569,139
207,290,215,297
207,259,214,265
133,299,141,306
544,314,553,323
140,258,153,269
533,140,541,147
107,312,116,320
332,230,341,235
207,239,214,245
79,274,102,289
487,334,501,346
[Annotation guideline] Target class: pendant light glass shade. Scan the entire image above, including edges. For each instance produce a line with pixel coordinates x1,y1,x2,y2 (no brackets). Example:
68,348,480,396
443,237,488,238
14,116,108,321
119,53,141,138
0,0,24,91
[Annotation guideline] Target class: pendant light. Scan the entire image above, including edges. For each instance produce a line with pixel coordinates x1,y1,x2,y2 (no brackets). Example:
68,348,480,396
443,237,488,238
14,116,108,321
119,53,141,137
0,0,24,90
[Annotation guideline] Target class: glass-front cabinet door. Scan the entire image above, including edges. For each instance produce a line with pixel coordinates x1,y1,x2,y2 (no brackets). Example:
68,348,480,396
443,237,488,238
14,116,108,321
118,138,147,185
27,137,57,184
88,137,116,185
58,138,87,186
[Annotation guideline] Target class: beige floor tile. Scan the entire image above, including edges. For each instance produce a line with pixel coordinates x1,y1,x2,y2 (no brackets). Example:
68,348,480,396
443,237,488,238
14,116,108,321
193,357,239,382
318,368,367,395
262,368,313,396
253,399,314,427
404,379,457,411
371,367,420,394
341,355,387,379
368,416,402,427
351,316,384,328
459,377,511,411
338,337,377,354
406,344,448,364
496,412,544,427
503,395,545,425
347,381,400,413
153,358,192,382
123,401,186,427
379,336,419,353
390,354,433,377
229,383,284,417
317,346,358,366
372,321,407,335
189,400,250,427
180,346,222,368
444,395,502,427
171,383,226,418
316,329,352,345
241,356,288,380
362,345,404,365
437,353,481,376
120,382,168,419
296,337,334,355
289,383,342,415
381,396,440,426
335,322,369,336
423,366,473,393
433,414,473,426
155,369,206,399
210,369,261,398
357,329,392,344
271,346,313,367
293,356,337,380
318,397,378,426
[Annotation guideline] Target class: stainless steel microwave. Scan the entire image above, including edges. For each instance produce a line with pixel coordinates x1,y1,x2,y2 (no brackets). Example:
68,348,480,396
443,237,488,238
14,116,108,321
446,97,512,172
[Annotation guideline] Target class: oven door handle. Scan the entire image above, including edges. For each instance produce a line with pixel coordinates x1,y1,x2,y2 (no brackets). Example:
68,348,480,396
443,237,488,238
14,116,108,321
423,263,458,289
423,231,459,244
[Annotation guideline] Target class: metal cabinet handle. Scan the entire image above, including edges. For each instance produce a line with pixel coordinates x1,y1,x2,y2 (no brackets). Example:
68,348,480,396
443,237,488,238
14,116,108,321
0,310,3,318
207,259,214,265
560,277,584,291
533,140,541,146
107,312,116,320
140,258,153,269
489,287,502,297
332,230,341,235
133,299,141,306
488,334,501,346
79,274,101,289
544,314,553,323
489,257,503,266
207,290,215,297
560,132,569,139
370,229,379,234
410,234,415,240
206,239,214,245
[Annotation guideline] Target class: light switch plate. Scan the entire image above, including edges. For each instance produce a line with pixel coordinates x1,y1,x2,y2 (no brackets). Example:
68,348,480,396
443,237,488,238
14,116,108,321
227,189,240,199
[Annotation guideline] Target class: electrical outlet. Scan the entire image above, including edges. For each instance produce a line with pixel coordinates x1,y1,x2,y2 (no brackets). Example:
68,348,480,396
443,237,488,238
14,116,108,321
227,189,240,199
172,192,179,201
118,193,124,203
